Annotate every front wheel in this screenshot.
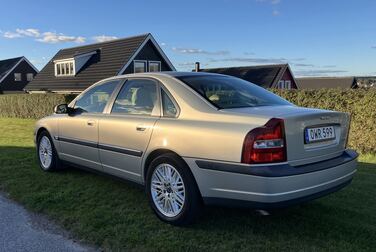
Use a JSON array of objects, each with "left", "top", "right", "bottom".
[
  {"left": 37, "top": 131, "right": 62, "bottom": 172},
  {"left": 146, "top": 153, "right": 202, "bottom": 225}
]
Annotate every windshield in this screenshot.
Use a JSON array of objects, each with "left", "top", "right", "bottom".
[{"left": 176, "top": 75, "right": 291, "bottom": 109}]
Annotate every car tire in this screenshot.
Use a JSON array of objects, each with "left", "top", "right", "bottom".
[
  {"left": 146, "top": 153, "right": 202, "bottom": 226},
  {"left": 37, "top": 131, "right": 62, "bottom": 172}
]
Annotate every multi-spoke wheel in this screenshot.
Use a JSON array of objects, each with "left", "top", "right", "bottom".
[
  {"left": 37, "top": 131, "right": 61, "bottom": 171},
  {"left": 151, "top": 163, "right": 186, "bottom": 217},
  {"left": 146, "top": 153, "right": 202, "bottom": 225},
  {"left": 39, "top": 136, "right": 53, "bottom": 170}
]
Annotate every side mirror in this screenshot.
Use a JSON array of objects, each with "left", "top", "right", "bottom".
[{"left": 54, "top": 104, "right": 70, "bottom": 114}]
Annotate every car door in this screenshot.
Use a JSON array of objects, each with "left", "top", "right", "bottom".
[
  {"left": 98, "top": 78, "right": 160, "bottom": 183},
  {"left": 58, "top": 79, "right": 121, "bottom": 171}
]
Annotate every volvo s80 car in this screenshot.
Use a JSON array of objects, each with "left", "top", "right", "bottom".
[{"left": 35, "top": 72, "right": 358, "bottom": 225}]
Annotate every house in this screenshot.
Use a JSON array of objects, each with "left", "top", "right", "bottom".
[
  {"left": 25, "top": 33, "right": 175, "bottom": 94},
  {"left": 0, "top": 57, "right": 38, "bottom": 94},
  {"left": 195, "top": 63, "right": 298, "bottom": 89},
  {"left": 297, "top": 77, "right": 357, "bottom": 89},
  {"left": 354, "top": 77, "right": 376, "bottom": 88}
]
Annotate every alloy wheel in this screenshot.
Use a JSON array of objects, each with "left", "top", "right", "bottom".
[{"left": 150, "top": 163, "right": 186, "bottom": 217}]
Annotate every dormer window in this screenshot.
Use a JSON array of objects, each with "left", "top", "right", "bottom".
[
  {"left": 55, "top": 59, "right": 75, "bottom": 77},
  {"left": 53, "top": 50, "right": 98, "bottom": 77}
]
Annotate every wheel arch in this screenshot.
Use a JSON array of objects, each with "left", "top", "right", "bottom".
[
  {"left": 36, "top": 127, "right": 49, "bottom": 140},
  {"left": 142, "top": 148, "right": 200, "bottom": 185},
  {"left": 143, "top": 149, "right": 179, "bottom": 182}
]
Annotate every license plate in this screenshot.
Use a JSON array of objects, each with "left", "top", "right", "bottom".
[{"left": 305, "top": 126, "right": 336, "bottom": 143}]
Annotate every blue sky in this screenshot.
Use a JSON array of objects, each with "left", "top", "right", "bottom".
[{"left": 0, "top": 0, "right": 375, "bottom": 76}]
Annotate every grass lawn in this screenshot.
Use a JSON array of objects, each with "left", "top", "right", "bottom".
[{"left": 0, "top": 117, "right": 375, "bottom": 251}]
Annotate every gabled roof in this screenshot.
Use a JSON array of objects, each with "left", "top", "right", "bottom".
[
  {"left": 198, "top": 64, "right": 290, "bottom": 88},
  {"left": 0, "top": 56, "right": 38, "bottom": 84},
  {"left": 0, "top": 57, "right": 23, "bottom": 82},
  {"left": 25, "top": 33, "right": 174, "bottom": 92},
  {"left": 297, "top": 77, "right": 356, "bottom": 89}
]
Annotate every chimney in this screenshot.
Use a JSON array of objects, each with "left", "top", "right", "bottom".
[{"left": 194, "top": 62, "right": 200, "bottom": 72}]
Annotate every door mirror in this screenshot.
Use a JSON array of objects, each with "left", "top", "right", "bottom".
[{"left": 54, "top": 104, "right": 70, "bottom": 114}]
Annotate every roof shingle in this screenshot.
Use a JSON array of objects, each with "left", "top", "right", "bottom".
[
  {"left": 25, "top": 34, "right": 149, "bottom": 92},
  {"left": 198, "top": 64, "right": 289, "bottom": 88}
]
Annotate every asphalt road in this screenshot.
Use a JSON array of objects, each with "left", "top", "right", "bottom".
[{"left": 0, "top": 193, "right": 97, "bottom": 252}]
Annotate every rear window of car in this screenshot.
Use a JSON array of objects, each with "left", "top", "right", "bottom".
[{"left": 176, "top": 75, "right": 291, "bottom": 109}]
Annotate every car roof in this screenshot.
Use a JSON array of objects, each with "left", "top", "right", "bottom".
[
  {"left": 115, "top": 71, "right": 224, "bottom": 79},
  {"left": 91, "top": 71, "right": 229, "bottom": 86}
]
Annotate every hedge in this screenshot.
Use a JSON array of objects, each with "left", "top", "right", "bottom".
[
  {"left": 0, "top": 94, "right": 76, "bottom": 119},
  {"left": 0, "top": 90, "right": 375, "bottom": 154},
  {"left": 272, "top": 89, "right": 376, "bottom": 154}
]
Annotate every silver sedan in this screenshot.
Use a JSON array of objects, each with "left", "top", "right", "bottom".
[{"left": 35, "top": 72, "right": 358, "bottom": 225}]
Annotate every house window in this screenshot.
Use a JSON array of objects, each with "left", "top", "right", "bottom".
[
  {"left": 14, "top": 73, "right": 22, "bottom": 81},
  {"left": 27, "top": 73, "right": 34, "bottom": 81},
  {"left": 54, "top": 60, "right": 75, "bottom": 77},
  {"left": 134, "top": 60, "right": 147, "bottom": 73},
  {"left": 278, "top": 80, "right": 284, "bottom": 89},
  {"left": 285, "top": 80, "right": 291, "bottom": 89},
  {"left": 149, "top": 61, "right": 161, "bottom": 72}
]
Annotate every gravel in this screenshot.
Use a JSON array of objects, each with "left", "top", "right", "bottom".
[{"left": 0, "top": 193, "right": 99, "bottom": 252}]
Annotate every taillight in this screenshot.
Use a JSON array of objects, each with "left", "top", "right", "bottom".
[{"left": 242, "top": 118, "right": 287, "bottom": 164}]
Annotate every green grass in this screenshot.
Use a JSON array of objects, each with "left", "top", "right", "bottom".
[{"left": 0, "top": 117, "right": 375, "bottom": 251}]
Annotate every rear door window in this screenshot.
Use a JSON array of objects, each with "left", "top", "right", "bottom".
[{"left": 111, "top": 79, "right": 159, "bottom": 116}]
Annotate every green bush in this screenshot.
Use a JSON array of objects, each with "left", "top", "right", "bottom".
[
  {"left": 0, "top": 89, "right": 375, "bottom": 154},
  {"left": 272, "top": 88, "right": 376, "bottom": 154},
  {"left": 0, "top": 94, "right": 76, "bottom": 119}
]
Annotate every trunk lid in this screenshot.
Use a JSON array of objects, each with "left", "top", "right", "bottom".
[{"left": 223, "top": 105, "right": 350, "bottom": 165}]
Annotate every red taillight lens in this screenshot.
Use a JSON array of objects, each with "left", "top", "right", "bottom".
[{"left": 242, "top": 118, "right": 286, "bottom": 164}]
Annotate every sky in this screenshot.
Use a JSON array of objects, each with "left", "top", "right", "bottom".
[{"left": 0, "top": 0, "right": 375, "bottom": 77}]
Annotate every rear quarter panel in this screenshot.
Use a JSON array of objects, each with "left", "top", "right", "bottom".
[{"left": 147, "top": 115, "right": 269, "bottom": 163}]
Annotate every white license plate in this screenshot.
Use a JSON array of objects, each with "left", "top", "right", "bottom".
[{"left": 305, "top": 126, "right": 336, "bottom": 143}]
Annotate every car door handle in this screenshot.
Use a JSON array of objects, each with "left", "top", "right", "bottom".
[
  {"left": 87, "top": 120, "right": 96, "bottom": 126},
  {"left": 136, "top": 125, "right": 147, "bottom": 131}
]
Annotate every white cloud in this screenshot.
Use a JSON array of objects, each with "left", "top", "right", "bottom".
[
  {"left": 294, "top": 63, "right": 315, "bottom": 67},
  {"left": 37, "top": 32, "right": 86, "bottom": 44},
  {"left": 3, "top": 31, "right": 23, "bottom": 39},
  {"left": 256, "top": 0, "right": 281, "bottom": 16},
  {"left": 16, "top": 28, "right": 40, "bottom": 37},
  {"left": 29, "top": 57, "right": 47, "bottom": 66},
  {"left": 256, "top": 0, "right": 281, "bottom": 4},
  {"left": 92, "top": 35, "right": 118, "bottom": 42},
  {"left": 2, "top": 28, "right": 85, "bottom": 44},
  {"left": 160, "top": 42, "right": 166, "bottom": 46},
  {"left": 172, "top": 47, "right": 229, "bottom": 55},
  {"left": 3, "top": 28, "right": 40, "bottom": 39}
]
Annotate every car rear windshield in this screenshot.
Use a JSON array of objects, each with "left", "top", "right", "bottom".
[{"left": 176, "top": 75, "right": 291, "bottom": 109}]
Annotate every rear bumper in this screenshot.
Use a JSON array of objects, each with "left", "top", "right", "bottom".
[{"left": 184, "top": 149, "right": 358, "bottom": 208}]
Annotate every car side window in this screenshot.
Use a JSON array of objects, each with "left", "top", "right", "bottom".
[
  {"left": 111, "top": 79, "right": 158, "bottom": 116},
  {"left": 74, "top": 80, "right": 119, "bottom": 113},
  {"left": 161, "top": 89, "right": 178, "bottom": 117}
]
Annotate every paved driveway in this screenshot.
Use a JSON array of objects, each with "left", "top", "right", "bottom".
[{"left": 0, "top": 193, "right": 97, "bottom": 252}]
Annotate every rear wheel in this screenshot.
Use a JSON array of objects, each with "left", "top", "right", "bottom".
[
  {"left": 37, "top": 131, "right": 62, "bottom": 171},
  {"left": 146, "top": 153, "right": 202, "bottom": 225}
]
